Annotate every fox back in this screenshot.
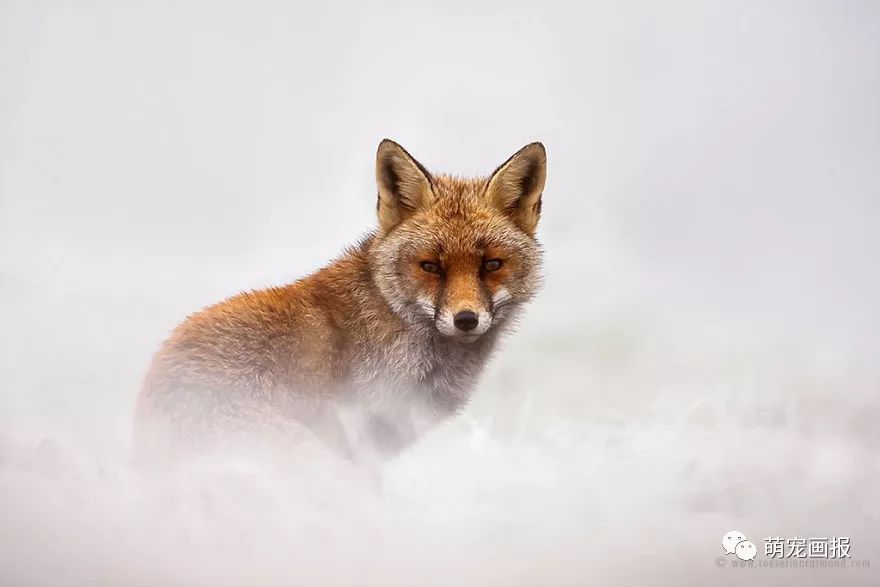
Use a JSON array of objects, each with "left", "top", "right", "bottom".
[{"left": 134, "top": 140, "right": 547, "bottom": 465}]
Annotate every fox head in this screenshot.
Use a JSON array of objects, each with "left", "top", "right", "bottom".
[{"left": 370, "top": 139, "right": 545, "bottom": 343}]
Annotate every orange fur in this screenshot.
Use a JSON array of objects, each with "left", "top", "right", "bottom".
[{"left": 135, "top": 140, "right": 547, "bottom": 465}]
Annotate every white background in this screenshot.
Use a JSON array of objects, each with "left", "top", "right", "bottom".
[{"left": 1, "top": 1, "right": 878, "bottom": 585}]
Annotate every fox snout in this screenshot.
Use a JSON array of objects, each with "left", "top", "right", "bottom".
[
  {"left": 434, "top": 300, "right": 496, "bottom": 341},
  {"left": 415, "top": 292, "right": 496, "bottom": 340},
  {"left": 413, "top": 287, "right": 501, "bottom": 340}
]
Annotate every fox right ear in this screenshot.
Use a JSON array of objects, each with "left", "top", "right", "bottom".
[
  {"left": 485, "top": 142, "right": 546, "bottom": 236},
  {"left": 375, "top": 139, "right": 434, "bottom": 232}
]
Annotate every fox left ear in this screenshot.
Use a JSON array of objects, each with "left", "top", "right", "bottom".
[
  {"left": 375, "top": 139, "right": 435, "bottom": 233},
  {"left": 485, "top": 142, "right": 546, "bottom": 236}
]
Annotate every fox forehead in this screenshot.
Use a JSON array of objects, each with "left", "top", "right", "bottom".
[
  {"left": 399, "top": 213, "right": 530, "bottom": 258},
  {"left": 393, "top": 176, "right": 532, "bottom": 254},
  {"left": 424, "top": 176, "right": 497, "bottom": 224}
]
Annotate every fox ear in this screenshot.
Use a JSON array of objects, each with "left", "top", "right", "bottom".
[
  {"left": 375, "top": 139, "right": 434, "bottom": 232},
  {"left": 485, "top": 142, "right": 546, "bottom": 236}
]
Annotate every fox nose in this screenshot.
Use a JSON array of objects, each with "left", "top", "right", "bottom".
[{"left": 453, "top": 310, "right": 479, "bottom": 332}]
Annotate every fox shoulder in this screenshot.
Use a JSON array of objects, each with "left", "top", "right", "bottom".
[{"left": 143, "top": 283, "right": 345, "bottom": 394}]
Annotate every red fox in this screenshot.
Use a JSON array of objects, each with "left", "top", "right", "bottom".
[{"left": 134, "top": 140, "right": 546, "bottom": 465}]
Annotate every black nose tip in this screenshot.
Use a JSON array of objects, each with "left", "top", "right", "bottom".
[{"left": 453, "top": 310, "right": 479, "bottom": 331}]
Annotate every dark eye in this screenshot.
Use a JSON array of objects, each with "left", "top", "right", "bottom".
[
  {"left": 483, "top": 259, "right": 503, "bottom": 272},
  {"left": 420, "top": 261, "right": 442, "bottom": 274}
]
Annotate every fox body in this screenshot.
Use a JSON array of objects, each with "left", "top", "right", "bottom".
[{"left": 135, "top": 140, "right": 546, "bottom": 464}]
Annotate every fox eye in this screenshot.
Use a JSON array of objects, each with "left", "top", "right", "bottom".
[
  {"left": 483, "top": 259, "right": 503, "bottom": 272},
  {"left": 420, "top": 261, "right": 442, "bottom": 274}
]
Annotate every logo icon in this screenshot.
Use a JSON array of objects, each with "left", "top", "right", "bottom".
[
  {"left": 735, "top": 540, "right": 758, "bottom": 561},
  {"left": 722, "top": 530, "right": 757, "bottom": 561},
  {"left": 722, "top": 530, "right": 747, "bottom": 555}
]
